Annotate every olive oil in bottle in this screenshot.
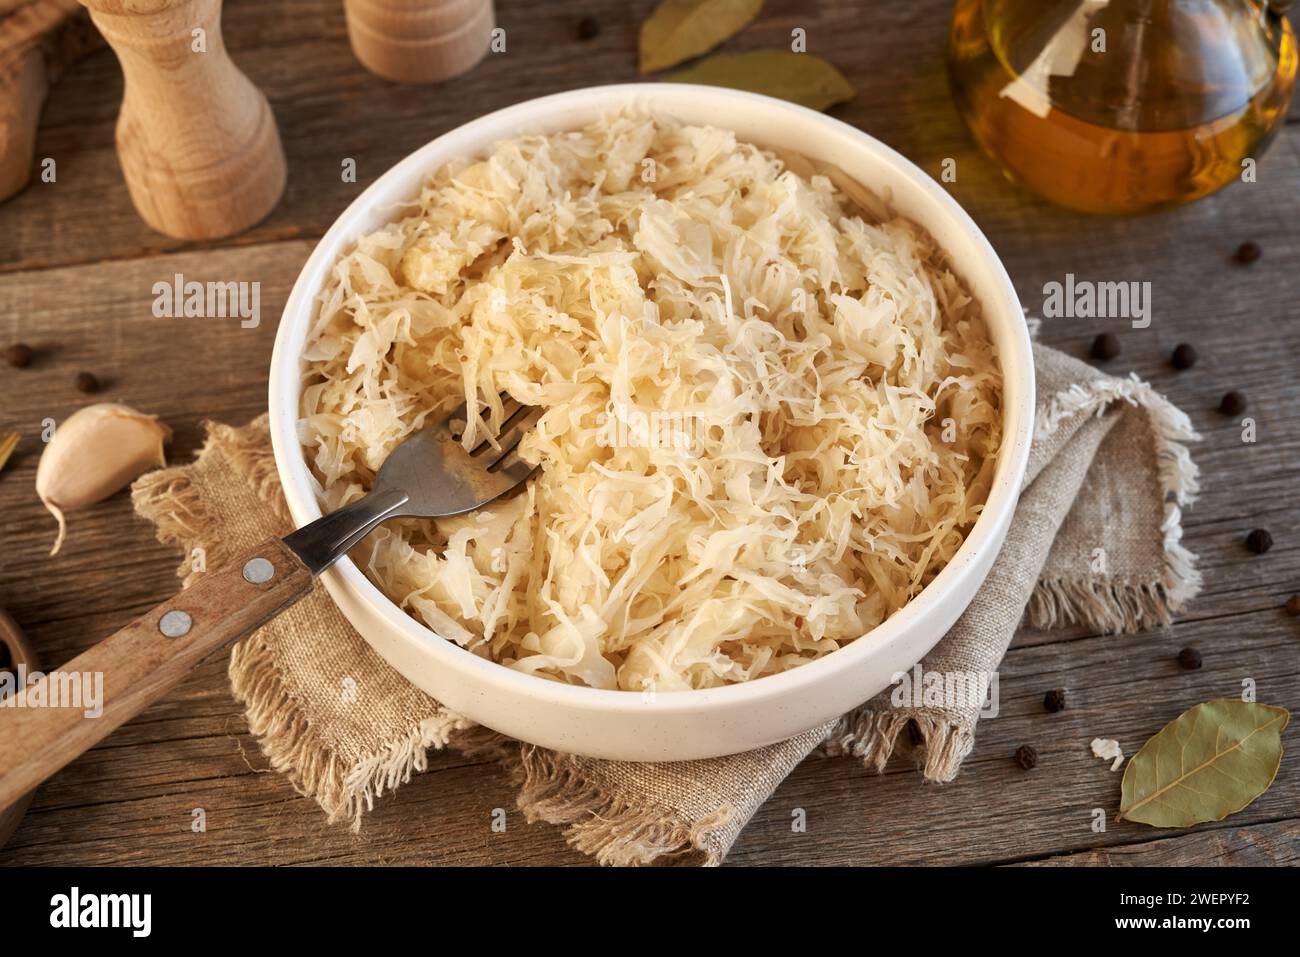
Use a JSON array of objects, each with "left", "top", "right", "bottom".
[{"left": 948, "top": 0, "right": 1297, "bottom": 214}]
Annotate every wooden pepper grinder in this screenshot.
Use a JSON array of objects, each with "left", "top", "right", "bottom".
[
  {"left": 79, "top": 0, "right": 285, "bottom": 239},
  {"left": 344, "top": 0, "right": 494, "bottom": 84}
]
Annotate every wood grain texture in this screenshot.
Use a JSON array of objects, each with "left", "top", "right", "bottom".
[
  {"left": 0, "top": 607, "right": 38, "bottom": 847},
  {"left": 1017, "top": 820, "right": 1300, "bottom": 867},
  {"left": 0, "top": 537, "right": 311, "bottom": 809},
  {"left": 0, "top": 0, "right": 1297, "bottom": 866}
]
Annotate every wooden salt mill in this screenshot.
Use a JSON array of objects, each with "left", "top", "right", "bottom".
[
  {"left": 79, "top": 0, "right": 285, "bottom": 239},
  {"left": 344, "top": 0, "right": 493, "bottom": 84}
]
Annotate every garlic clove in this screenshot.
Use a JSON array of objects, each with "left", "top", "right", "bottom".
[{"left": 36, "top": 402, "right": 171, "bottom": 556}]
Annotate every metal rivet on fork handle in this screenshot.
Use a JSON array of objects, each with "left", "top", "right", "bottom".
[
  {"left": 158, "top": 610, "right": 192, "bottom": 638},
  {"left": 242, "top": 557, "right": 275, "bottom": 584}
]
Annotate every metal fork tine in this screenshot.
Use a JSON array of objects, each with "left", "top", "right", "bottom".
[
  {"left": 443, "top": 390, "right": 512, "bottom": 421},
  {"left": 446, "top": 390, "right": 518, "bottom": 443},
  {"left": 489, "top": 445, "right": 538, "bottom": 483},
  {"left": 487, "top": 406, "right": 543, "bottom": 468},
  {"left": 287, "top": 393, "right": 540, "bottom": 576},
  {"left": 443, "top": 399, "right": 468, "bottom": 438},
  {"left": 497, "top": 401, "right": 532, "bottom": 435},
  {"left": 470, "top": 399, "right": 533, "bottom": 456}
]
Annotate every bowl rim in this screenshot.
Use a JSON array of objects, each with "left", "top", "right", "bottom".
[{"left": 269, "top": 82, "right": 1034, "bottom": 716}]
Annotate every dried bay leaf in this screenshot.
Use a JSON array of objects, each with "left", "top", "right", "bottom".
[
  {"left": 639, "top": 0, "right": 763, "bottom": 74},
  {"left": 665, "top": 51, "right": 855, "bottom": 112},
  {"left": 1119, "top": 699, "right": 1289, "bottom": 828}
]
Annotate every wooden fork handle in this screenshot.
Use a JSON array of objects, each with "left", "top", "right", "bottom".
[{"left": 0, "top": 538, "right": 311, "bottom": 810}]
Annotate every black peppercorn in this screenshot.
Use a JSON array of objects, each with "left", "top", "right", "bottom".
[
  {"left": 75, "top": 371, "right": 99, "bottom": 394},
  {"left": 4, "top": 343, "right": 33, "bottom": 366},
  {"left": 5, "top": 343, "right": 33, "bottom": 367},
  {"left": 1170, "top": 343, "right": 1197, "bottom": 370},
  {"left": 1014, "top": 744, "right": 1038, "bottom": 770},
  {"left": 1285, "top": 596, "right": 1300, "bottom": 617},
  {"left": 1246, "top": 528, "right": 1273, "bottom": 554},
  {"left": 1235, "top": 241, "right": 1262, "bottom": 264},
  {"left": 1177, "top": 647, "right": 1202, "bottom": 670},
  {"left": 1219, "top": 391, "right": 1247, "bottom": 415},
  {"left": 1090, "top": 332, "right": 1121, "bottom": 361},
  {"left": 576, "top": 16, "right": 600, "bottom": 40},
  {"left": 1043, "top": 688, "right": 1067, "bottom": 713}
]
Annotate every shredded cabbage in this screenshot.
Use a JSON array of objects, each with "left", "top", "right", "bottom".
[{"left": 299, "top": 113, "right": 1002, "bottom": 692}]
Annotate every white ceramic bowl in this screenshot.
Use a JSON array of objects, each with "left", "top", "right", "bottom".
[{"left": 269, "top": 84, "right": 1034, "bottom": 761}]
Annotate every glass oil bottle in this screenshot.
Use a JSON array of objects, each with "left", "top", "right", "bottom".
[{"left": 948, "top": 0, "right": 1297, "bottom": 214}]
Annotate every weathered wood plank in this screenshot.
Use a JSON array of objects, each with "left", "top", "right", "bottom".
[
  {"left": 725, "top": 606, "right": 1300, "bottom": 866},
  {"left": 1, "top": 230, "right": 1296, "bottom": 663},
  {"left": 1, "top": 0, "right": 1297, "bottom": 866},
  {"left": 1016, "top": 820, "right": 1300, "bottom": 867},
  {"left": 2, "top": 593, "right": 1295, "bottom": 866},
  {"left": 6, "top": 1, "right": 1288, "bottom": 272}
]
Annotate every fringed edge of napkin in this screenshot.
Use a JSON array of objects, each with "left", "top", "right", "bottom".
[
  {"left": 230, "top": 636, "right": 473, "bottom": 829},
  {"left": 131, "top": 420, "right": 728, "bottom": 856},
  {"left": 512, "top": 748, "right": 734, "bottom": 866},
  {"left": 133, "top": 419, "right": 474, "bottom": 831},
  {"left": 822, "top": 710, "right": 972, "bottom": 781},
  {"left": 1025, "top": 372, "right": 1202, "bottom": 633},
  {"left": 821, "top": 368, "right": 1203, "bottom": 784}
]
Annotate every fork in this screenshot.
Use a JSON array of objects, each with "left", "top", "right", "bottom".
[{"left": 0, "top": 395, "right": 541, "bottom": 809}]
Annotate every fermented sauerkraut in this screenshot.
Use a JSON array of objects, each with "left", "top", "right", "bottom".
[{"left": 299, "top": 113, "right": 1002, "bottom": 692}]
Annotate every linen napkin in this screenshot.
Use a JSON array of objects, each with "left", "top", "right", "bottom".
[{"left": 131, "top": 341, "right": 1201, "bottom": 866}]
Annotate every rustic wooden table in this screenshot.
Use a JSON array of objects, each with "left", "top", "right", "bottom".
[{"left": 1, "top": 0, "right": 1297, "bottom": 867}]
